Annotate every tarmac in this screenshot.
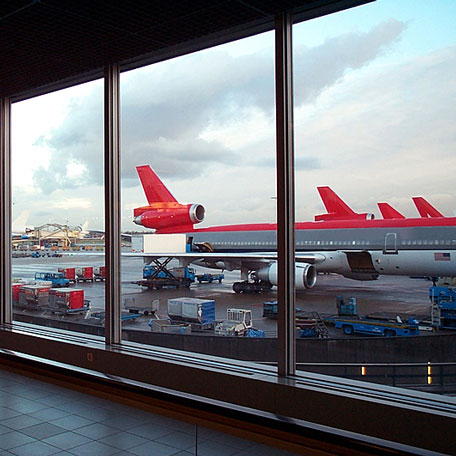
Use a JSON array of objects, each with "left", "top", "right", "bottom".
[{"left": 11, "top": 253, "right": 435, "bottom": 337}]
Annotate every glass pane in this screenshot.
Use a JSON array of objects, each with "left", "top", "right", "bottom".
[
  {"left": 120, "top": 33, "right": 278, "bottom": 364},
  {"left": 11, "top": 81, "right": 105, "bottom": 333},
  {"left": 293, "top": 1, "right": 456, "bottom": 392}
]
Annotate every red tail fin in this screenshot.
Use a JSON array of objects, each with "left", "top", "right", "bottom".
[
  {"left": 412, "top": 197, "right": 444, "bottom": 218},
  {"left": 136, "top": 165, "right": 177, "bottom": 204},
  {"left": 377, "top": 202, "right": 405, "bottom": 219},
  {"left": 315, "top": 186, "right": 374, "bottom": 221}
]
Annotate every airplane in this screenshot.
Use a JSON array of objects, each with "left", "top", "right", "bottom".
[
  {"left": 132, "top": 165, "right": 456, "bottom": 293},
  {"left": 12, "top": 210, "right": 31, "bottom": 238}
]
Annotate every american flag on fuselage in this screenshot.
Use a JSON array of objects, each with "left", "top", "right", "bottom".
[{"left": 434, "top": 252, "right": 451, "bottom": 261}]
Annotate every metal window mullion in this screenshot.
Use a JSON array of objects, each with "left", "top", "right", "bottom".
[
  {"left": 104, "top": 65, "right": 121, "bottom": 345},
  {"left": 275, "top": 13, "right": 295, "bottom": 377},
  {"left": 0, "top": 98, "right": 12, "bottom": 325}
]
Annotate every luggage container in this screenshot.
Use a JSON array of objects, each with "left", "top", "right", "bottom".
[
  {"left": 12, "top": 283, "right": 25, "bottom": 302},
  {"left": 58, "top": 267, "right": 76, "bottom": 282},
  {"left": 167, "top": 297, "right": 215, "bottom": 330},
  {"left": 76, "top": 267, "right": 94, "bottom": 282},
  {"left": 18, "top": 285, "right": 50, "bottom": 309},
  {"left": 94, "top": 266, "right": 106, "bottom": 281},
  {"left": 49, "top": 288, "right": 87, "bottom": 313}
]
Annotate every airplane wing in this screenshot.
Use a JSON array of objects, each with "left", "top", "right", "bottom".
[{"left": 122, "top": 250, "right": 327, "bottom": 273}]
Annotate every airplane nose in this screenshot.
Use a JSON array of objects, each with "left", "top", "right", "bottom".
[{"left": 133, "top": 216, "right": 142, "bottom": 226}]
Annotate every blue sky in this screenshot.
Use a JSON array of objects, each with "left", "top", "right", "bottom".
[{"left": 11, "top": 0, "right": 456, "bottom": 230}]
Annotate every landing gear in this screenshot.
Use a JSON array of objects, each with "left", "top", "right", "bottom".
[{"left": 232, "top": 281, "right": 272, "bottom": 293}]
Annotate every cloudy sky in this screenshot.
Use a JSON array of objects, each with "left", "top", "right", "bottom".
[{"left": 11, "top": 0, "right": 456, "bottom": 231}]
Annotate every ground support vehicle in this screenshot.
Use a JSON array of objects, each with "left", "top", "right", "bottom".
[
  {"left": 167, "top": 297, "right": 215, "bottom": 331},
  {"left": 430, "top": 286, "right": 456, "bottom": 329},
  {"left": 34, "top": 272, "right": 70, "bottom": 288},
  {"left": 215, "top": 309, "right": 253, "bottom": 336},
  {"left": 263, "top": 301, "right": 328, "bottom": 338},
  {"left": 233, "top": 281, "right": 272, "bottom": 293},
  {"left": 331, "top": 315, "right": 420, "bottom": 336},
  {"left": 134, "top": 264, "right": 195, "bottom": 290},
  {"left": 196, "top": 273, "right": 224, "bottom": 284},
  {"left": 124, "top": 297, "right": 159, "bottom": 317},
  {"left": 91, "top": 311, "right": 141, "bottom": 324}
]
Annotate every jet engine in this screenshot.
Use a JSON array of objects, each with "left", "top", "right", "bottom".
[
  {"left": 133, "top": 203, "right": 205, "bottom": 231},
  {"left": 254, "top": 262, "right": 317, "bottom": 290}
]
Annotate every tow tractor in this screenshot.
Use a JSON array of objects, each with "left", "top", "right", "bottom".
[
  {"left": 34, "top": 272, "right": 70, "bottom": 288},
  {"left": 430, "top": 286, "right": 456, "bottom": 329}
]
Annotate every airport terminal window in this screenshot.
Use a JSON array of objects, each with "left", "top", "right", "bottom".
[
  {"left": 119, "top": 31, "right": 277, "bottom": 363},
  {"left": 293, "top": 0, "right": 456, "bottom": 393},
  {"left": 11, "top": 80, "right": 105, "bottom": 335}
]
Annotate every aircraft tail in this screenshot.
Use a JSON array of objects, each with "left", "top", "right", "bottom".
[
  {"left": 12, "top": 210, "right": 30, "bottom": 233},
  {"left": 136, "top": 165, "right": 177, "bottom": 204},
  {"left": 315, "top": 187, "right": 374, "bottom": 221},
  {"left": 412, "top": 197, "right": 444, "bottom": 218},
  {"left": 377, "top": 202, "right": 405, "bottom": 219}
]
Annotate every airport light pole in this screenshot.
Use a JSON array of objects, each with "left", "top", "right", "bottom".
[
  {"left": 0, "top": 97, "right": 12, "bottom": 325},
  {"left": 275, "top": 12, "right": 296, "bottom": 377},
  {"left": 104, "top": 65, "right": 122, "bottom": 345}
]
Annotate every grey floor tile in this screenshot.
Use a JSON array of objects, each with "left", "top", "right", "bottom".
[
  {"left": 100, "top": 414, "right": 150, "bottom": 431},
  {"left": 20, "top": 422, "right": 67, "bottom": 440},
  {"left": 3, "top": 398, "right": 48, "bottom": 414},
  {"left": 1, "top": 414, "right": 43, "bottom": 430},
  {"left": 36, "top": 395, "right": 75, "bottom": 407},
  {"left": 98, "top": 431, "right": 149, "bottom": 450},
  {"left": 0, "top": 422, "right": 13, "bottom": 434},
  {"left": 72, "top": 422, "right": 119, "bottom": 439},
  {"left": 128, "top": 422, "right": 172, "bottom": 439},
  {"left": 43, "top": 431, "right": 92, "bottom": 450},
  {"left": 0, "top": 431, "right": 36, "bottom": 450},
  {"left": 49, "top": 414, "right": 93, "bottom": 431},
  {"left": 73, "top": 407, "right": 118, "bottom": 421},
  {"left": 155, "top": 430, "right": 197, "bottom": 451},
  {"left": 67, "top": 440, "right": 121, "bottom": 456},
  {"left": 8, "top": 440, "right": 60, "bottom": 456},
  {"left": 55, "top": 401, "right": 95, "bottom": 414},
  {"left": 127, "top": 440, "right": 181, "bottom": 456},
  {"left": 28, "top": 407, "right": 71, "bottom": 421},
  {"left": 195, "top": 439, "right": 240, "bottom": 456},
  {"left": 0, "top": 407, "right": 22, "bottom": 420}
]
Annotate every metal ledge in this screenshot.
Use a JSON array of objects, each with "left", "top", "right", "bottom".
[{"left": 0, "top": 323, "right": 454, "bottom": 454}]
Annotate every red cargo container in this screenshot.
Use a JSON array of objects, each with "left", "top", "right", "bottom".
[
  {"left": 12, "top": 283, "right": 25, "bottom": 302},
  {"left": 76, "top": 267, "right": 93, "bottom": 282},
  {"left": 49, "top": 288, "right": 84, "bottom": 310},
  {"left": 94, "top": 266, "right": 106, "bottom": 281},
  {"left": 18, "top": 285, "right": 50, "bottom": 308},
  {"left": 58, "top": 267, "right": 76, "bottom": 281}
]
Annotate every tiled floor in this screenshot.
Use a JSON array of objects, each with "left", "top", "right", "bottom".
[{"left": 0, "top": 367, "right": 301, "bottom": 455}]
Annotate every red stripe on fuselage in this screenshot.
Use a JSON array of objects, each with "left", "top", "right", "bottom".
[{"left": 155, "top": 216, "right": 456, "bottom": 234}]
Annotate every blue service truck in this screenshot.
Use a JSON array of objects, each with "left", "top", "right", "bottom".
[
  {"left": 430, "top": 286, "right": 456, "bottom": 329},
  {"left": 34, "top": 272, "right": 70, "bottom": 288},
  {"left": 134, "top": 266, "right": 195, "bottom": 290}
]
